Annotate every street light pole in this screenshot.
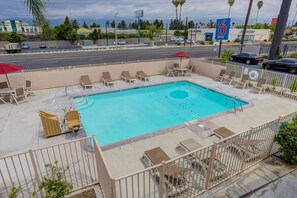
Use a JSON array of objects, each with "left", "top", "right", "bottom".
[
  {"left": 240, "top": 0, "right": 254, "bottom": 53},
  {"left": 114, "top": 13, "right": 118, "bottom": 45},
  {"left": 165, "top": 23, "right": 168, "bottom": 45}
]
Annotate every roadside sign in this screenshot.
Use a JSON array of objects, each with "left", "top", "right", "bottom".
[
  {"left": 271, "top": 18, "right": 278, "bottom": 25},
  {"left": 134, "top": 10, "right": 144, "bottom": 18},
  {"left": 215, "top": 18, "right": 231, "bottom": 40}
]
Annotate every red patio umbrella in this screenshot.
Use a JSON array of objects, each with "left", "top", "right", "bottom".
[
  {"left": 171, "top": 51, "right": 191, "bottom": 67},
  {"left": 0, "top": 63, "right": 23, "bottom": 88}
]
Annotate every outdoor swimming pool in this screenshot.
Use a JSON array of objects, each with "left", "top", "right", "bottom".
[{"left": 74, "top": 81, "right": 247, "bottom": 146}]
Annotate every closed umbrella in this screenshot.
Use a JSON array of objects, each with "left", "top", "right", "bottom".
[
  {"left": 0, "top": 63, "right": 23, "bottom": 88},
  {"left": 172, "top": 51, "right": 191, "bottom": 68}
]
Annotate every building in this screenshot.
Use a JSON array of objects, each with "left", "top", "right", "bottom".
[
  {"left": 188, "top": 28, "right": 270, "bottom": 42},
  {"left": 0, "top": 20, "right": 42, "bottom": 35}
]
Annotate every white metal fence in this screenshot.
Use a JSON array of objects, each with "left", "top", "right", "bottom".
[
  {"left": 1, "top": 113, "right": 297, "bottom": 198},
  {"left": 0, "top": 136, "right": 109, "bottom": 198},
  {"left": 224, "top": 64, "right": 297, "bottom": 99},
  {"left": 113, "top": 111, "right": 297, "bottom": 198}
]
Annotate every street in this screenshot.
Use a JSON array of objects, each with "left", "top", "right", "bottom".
[{"left": 0, "top": 44, "right": 263, "bottom": 70}]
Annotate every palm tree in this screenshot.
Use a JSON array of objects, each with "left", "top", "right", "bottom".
[
  {"left": 256, "top": 1, "right": 264, "bottom": 24},
  {"left": 228, "top": 0, "right": 235, "bottom": 18},
  {"left": 25, "top": 0, "right": 47, "bottom": 24},
  {"left": 179, "top": 0, "right": 186, "bottom": 21},
  {"left": 172, "top": 0, "right": 179, "bottom": 21}
]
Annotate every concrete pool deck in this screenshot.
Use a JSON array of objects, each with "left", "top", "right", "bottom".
[{"left": 0, "top": 74, "right": 297, "bottom": 179}]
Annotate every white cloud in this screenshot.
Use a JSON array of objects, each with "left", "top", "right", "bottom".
[{"left": 1, "top": 0, "right": 297, "bottom": 24}]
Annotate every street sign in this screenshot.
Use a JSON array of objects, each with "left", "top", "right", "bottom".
[
  {"left": 134, "top": 10, "right": 144, "bottom": 18},
  {"left": 215, "top": 18, "right": 231, "bottom": 40},
  {"left": 271, "top": 18, "right": 278, "bottom": 25}
]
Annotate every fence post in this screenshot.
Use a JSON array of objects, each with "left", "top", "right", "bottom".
[
  {"left": 205, "top": 143, "right": 217, "bottom": 190},
  {"left": 28, "top": 149, "right": 42, "bottom": 197},
  {"left": 267, "top": 116, "right": 282, "bottom": 156},
  {"left": 281, "top": 74, "right": 288, "bottom": 96},
  {"left": 111, "top": 178, "right": 117, "bottom": 198},
  {"left": 240, "top": 128, "right": 253, "bottom": 171},
  {"left": 159, "top": 161, "right": 165, "bottom": 198}
]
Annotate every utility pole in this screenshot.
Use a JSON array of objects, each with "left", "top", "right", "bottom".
[
  {"left": 105, "top": 21, "right": 109, "bottom": 46},
  {"left": 184, "top": 17, "right": 188, "bottom": 47},
  {"left": 165, "top": 23, "right": 168, "bottom": 45},
  {"left": 240, "top": 0, "right": 254, "bottom": 53},
  {"left": 114, "top": 13, "right": 118, "bottom": 45},
  {"left": 195, "top": 23, "right": 198, "bottom": 41},
  {"left": 269, "top": 0, "right": 292, "bottom": 59}
]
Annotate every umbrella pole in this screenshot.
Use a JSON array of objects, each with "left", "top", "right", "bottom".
[
  {"left": 180, "top": 58, "right": 182, "bottom": 68},
  {"left": 5, "top": 74, "right": 11, "bottom": 88}
]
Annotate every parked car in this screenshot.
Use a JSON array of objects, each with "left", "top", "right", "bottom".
[
  {"left": 175, "top": 39, "right": 185, "bottom": 45},
  {"left": 21, "top": 43, "right": 30, "bottom": 49},
  {"left": 117, "top": 40, "right": 126, "bottom": 45},
  {"left": 230, "top": 53, "right": 264, "bottom": 65},
  {"left": 186, "top": 39, "right": 196, "bottom": 44},
  {"left": 39, "top": 43, "right": 47, "bottom": 49},
  {"left": 170, "top": 37, "right": 177, "bottom": 42},
  {"left": 262, "top": 58, "right": 297, "bottom": 74}
]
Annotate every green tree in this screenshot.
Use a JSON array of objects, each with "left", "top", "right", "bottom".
[
  {"left": 82, "top": 21, "right": 88, "bottom": 28},
  {"left": 72, "top": 19, "right": 79, "bottom": 29},
  {"left": 7, "top": 32, "right": 25, "bottom": 43},
  {"left": 111, "top": 20, "right": 116, "bottom": 28},
  {"left": 117, "top": 20, "right": 127, "bottom": 29},
  {"left": 188, "top": 20, "right": 195, "bottom": 28},
  {"left": 256, "top": 1, "right": 264, "bottom": 24},
  {"left": 88, "top": 29, "right": 100, "bottom": 44},
  {"left": 64, "top": 16, "right": 71, "bottom": 26},
  {"left": 40, "top": 23, "right": 55, "bottom": 40},
  {"left": 172, "top": 0, "right": 179, "bottom": 22},
  {"left": 25, "top": 0, "right": 48, "bottom": 24},
  {"left": 253, "top": 23, "right": 265, "bottom": 29},
  {"left": 90, "top": 22, "right": 100, "bottom": 28},
  {"left": 228, "top": 0, "right": 235, "bottom": 18},
  {"left": 145, "top": 25, "right": 162, "bottom": 40},
  {"left": 174, "top": 30, "right": 183, "bottom": 37},
  {"left": 179, "top": 0, "right": 186, "bottom": 21},
  {"left": 54, "top": 24, "right": 77, "bottom": 42}
]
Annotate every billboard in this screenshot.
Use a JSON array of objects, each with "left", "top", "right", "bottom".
[
  {"left": 134, "top": 10, "right": 144, "bottom": 18},
  {"left": 215, "top": 18, "right": 231, "bottom": 40}
]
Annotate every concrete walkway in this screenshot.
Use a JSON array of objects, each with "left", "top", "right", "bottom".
[{"left": 200, "top": 155, "right": 297, "bottom": 198}]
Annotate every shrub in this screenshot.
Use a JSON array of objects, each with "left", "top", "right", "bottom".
[
  {"left": 221, "top": 50, "right": 235, "bottom": 65},
  {"left": 289, "top": 52, "right": 297, "bottom": 58},
  {"left": 174, "top": 30, "right": 183, "bottom": 37},
  {"left": 200, "top": 41, "right": 205, "bottom": 45},
  {"left": 275, "top": 115, "right": 297, "bottom": 164},
  {"left": 209, "top": 41, "right": 214, "bottom": 45},
  {"left": 264, "top": 39, "right": 267, "bottom": 42},
  {"left": 33, "top": 161, "right": 73, "bottom": 198},
  {"left": 8, "top": 184, "right": 21, "bottom": 198}
]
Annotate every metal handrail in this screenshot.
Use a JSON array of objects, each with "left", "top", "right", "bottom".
[
  {"left": 65, "top": 86, "right": 88, "bottom": 104},
  {"left": 225, "top": 96, "right": 243, "bottom": 114}
]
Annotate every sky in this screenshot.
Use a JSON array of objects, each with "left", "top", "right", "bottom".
[{"left": 1, "top": 0, "right": 297, "bottom": 26}]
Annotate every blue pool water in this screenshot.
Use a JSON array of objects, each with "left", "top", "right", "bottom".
[{"left": 74, "top": 81, "right": 247, "bottom": 146}]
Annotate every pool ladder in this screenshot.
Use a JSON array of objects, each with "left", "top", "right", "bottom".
[
  {"left": 225, "top": 96, "right": 243, "bottom": 114},
  {"left": 65, "top": 86, "right": 89, "bottom": 104}
]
